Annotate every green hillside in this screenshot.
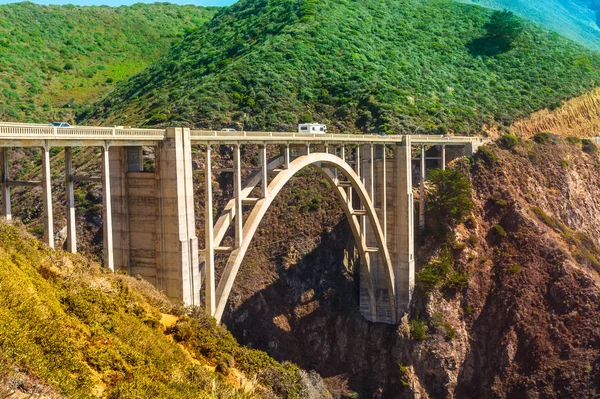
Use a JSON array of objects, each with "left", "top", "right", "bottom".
[
  {"left": 458, "top": 0, "right": 600, "bottom": 52},
  {"left": 85, "top": 0, "right": 600, "bottom": 135},
  {"left": 0, "top": 2, "right": 218, "bottom": 122},
  {"left": 0, "top": 221, "right": 318, "bottom": 398}
]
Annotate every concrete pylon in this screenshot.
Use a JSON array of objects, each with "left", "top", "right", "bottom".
[
  {"left": 65, "top": 147, "right": 77, "bottom": 253},
  {"left": 395, "top": 136, "right": 415, "bottom": 313},
  {"left": 41, "top": 145, "right": 54, "bottom": 249},
  {"left": 110, "top": 129, "right": 199, "bottom": 306},
  {"left": 204, "top": 144, "right": 216, "bottom": 315},
  {"left": 0, "top": 148, "right": 10, "bottom": 220},
  {"left": 102, "top": 145, "right": 114, "bottom": 271},
  {"left": 157, "top": 128, "right": 199, "bottom": 305},
  {"left": 419, "top": 144, "right": 426, "bottom": 230},
  {"left": 357, "top": 137, "right": 414, "bottom": 323}
]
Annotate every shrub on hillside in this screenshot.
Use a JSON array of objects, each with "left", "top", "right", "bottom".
[
  {"left": 409, "top": 318, "right": 430, "bottom": 340},
  {"left": 491, "top": 224, "right": 507, "bottom": 238},
  {"left": 416, "top": 249, "right": 453, "bottom": 291},
  {"left": 426, "top": 169, "right": 474, "bottom": 238},
  {"left": 582, "top": 139, "right": 598, "bottom": 154},
  {"left": 484, "top": 10, "right": 524, "bottom": 49},
  {"left": 533, "top": 132, "right": 559, "bottom": 144},
  {"left": 497, "top": 134, "right": 519, "bottom": 150},
  {"left": 476, "top": 145, "right": 497, "bottom": 165}
]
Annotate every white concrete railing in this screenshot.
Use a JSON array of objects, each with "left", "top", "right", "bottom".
[
  {"left": 0, "top": 122, "right": 487, "bottom": 145},
  {"left": 190, "top": 130, "right": 487, "bottom": 145},
  {"left": 0, "top": 125, "right": 165, "bottom": 141}
]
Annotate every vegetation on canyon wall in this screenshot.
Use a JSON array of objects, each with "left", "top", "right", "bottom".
[
  {"left": 0, "top": 221, "right": 322, "bottom": 398},
  {"left": 0, "top": 2, "right": 218, "bottom": 122},
  {"left": 86, "top": 0, "right": 600, "bottom": 134}
]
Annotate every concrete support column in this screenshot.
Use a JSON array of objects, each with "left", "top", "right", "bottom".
[
  {"left": 441, "top": 144, "right": 446, "bottom": 171},
  {"left": 65, "top": 147, "right": 76, "bottom": 253},
  {"left": 419, "top": 144, "right": 426, "bottom": 230},
  {"left": 332, "top": 146, "right": 339, "bottom": 181},
  {"left": 233, "top": 144, "right": 243, "bottom": 248},
  {"left": 155, "top": 128, "right": 199, "bottom": 305},
  {"left": 102, "top": 145, "right": 114, "bottom": 270},
  {"left": 355, "top": 145, "right": 361, "bottom": 177},
  {"left": 306, "top": 143, "right": 311, "bottom": 155},
  {"left": 108, "top": 147, "right": 129, "bottom": 274},
  {"left": 369, "top": 144, "right": 375, "bottom": 202},
  {"left": 259, "top": 145, "right": 268, "bottom": 197},
  {"left": 182, "top": 129, "right": 199, "bottom": 307},
  {"left": 358, "top": 145, "right": 366, "bottom": 243},
  {"left": 205, "top": 144, "right": 215, "bottom": 315},
  {"left": 41, "top": 145, "right": 54, "bottom": 249},
  {"left": 283, "top": 144, "right": 290, "bottom": 169},
  {"left": 0, "top": 148, "right": 10, "bottom": 220},
  {"left": 381, "top": 144, "right": 387, "bottom": 240},
  {"left": 395, "top": 136, "right": 415, "bottom": 313}
]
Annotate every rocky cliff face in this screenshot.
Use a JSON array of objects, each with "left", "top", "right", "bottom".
[{"left": 219, "top": 137, "right": 600, "bottom": 398}]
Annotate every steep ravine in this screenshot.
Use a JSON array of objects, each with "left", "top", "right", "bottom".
[{"left": 218, "top": 138, "right": 600, "bottom": 398}]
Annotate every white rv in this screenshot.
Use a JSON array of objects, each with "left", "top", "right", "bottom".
[{"left": 298, "top": 123, "right": 327, "bottom": 134}]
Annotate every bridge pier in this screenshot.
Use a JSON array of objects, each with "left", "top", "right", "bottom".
[
  {"left": 394, "top": 137, "right": 415, "bottom": 311},
  {"left": 41, "top": 145, "right": 54, "bottom": 249},
  {"left": 358, "top": 137, "right": 415, "bottom": 323},
  {"left": 0, "top": 148, "right": 10, "bottom": 220},
  {"left": 441, "top": 144, "right": 446, "bottom": 170},
  {"left": 204, "top": 144, "right": 216, "bottom": 315},
  {"left": 64, "top": 147, "right": 77, "bottom": 253},
  {"left": 233, "top": 144, "right": 243, "bottom": 248},
  {"left": 419, "top": 144, "right": 426, "bottom": 231},
  {"left": 110, "top": 128, "right": 199, "bottom": 305},
  {"left": 102, "top": 145, "right": 114, "bottom": 271}
]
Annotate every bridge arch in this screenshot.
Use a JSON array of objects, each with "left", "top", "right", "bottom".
[{"left": 213, "top": 152, "right": 396, "bottom": 323}]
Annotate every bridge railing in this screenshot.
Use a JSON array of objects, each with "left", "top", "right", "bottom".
[
  {"left": 189, "top": 130, "right": 488, "bottom": 145},
  {"left": 0, "top": 125, "right": 166, "bottom": 140},
  {"left": 0, "top": 122, "right": 489, "bottom": 145},
  {"left": 189, "top": 130, "right": 392, "bottom": 140}
]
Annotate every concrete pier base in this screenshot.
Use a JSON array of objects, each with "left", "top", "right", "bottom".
[{"left": 111, "top": 128, "right": 200, "bottom": 305}]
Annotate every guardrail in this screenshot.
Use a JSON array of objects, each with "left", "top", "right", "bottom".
[
  {"left": 0, "top": 125, "right": 166, "bottom": 140},
  {"left": 189, "top": 130, "right": 486, "bottom": 144},
  {"left": 0, "top": 123, "right": 488, "bottom": 145},
  {"left": 190, "top": 130, "right": 395, "bottom": 140}
]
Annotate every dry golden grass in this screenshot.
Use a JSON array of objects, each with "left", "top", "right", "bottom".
[{"left": 511, "top": 88, "right": 600, "bottom": 138}]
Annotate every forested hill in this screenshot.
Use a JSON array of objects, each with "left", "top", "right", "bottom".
[
  {"left": 85, "top": 0, "right": 600, "bottom": 135},
  {"left": 0, "top": 2, "right": 219, "bottom": 122},
  {"left": 458, "top": 0, "right": 600, "bottom": 52}
]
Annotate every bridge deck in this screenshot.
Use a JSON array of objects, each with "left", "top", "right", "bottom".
[{"left": 0, "top": 123, "right": 488, "bottom": 146}]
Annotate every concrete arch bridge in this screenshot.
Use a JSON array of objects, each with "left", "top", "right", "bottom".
[{"left": 0, "top": 124, "right": 485, "bottom": 324}]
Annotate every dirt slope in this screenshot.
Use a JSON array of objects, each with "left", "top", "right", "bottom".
[{"left": 510, "top": 87, "right": 600, "bottom": 138}]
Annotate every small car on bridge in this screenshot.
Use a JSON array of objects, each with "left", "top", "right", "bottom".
[{"left": 50, "top": 122, "right": 72, "bottom": 128}]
